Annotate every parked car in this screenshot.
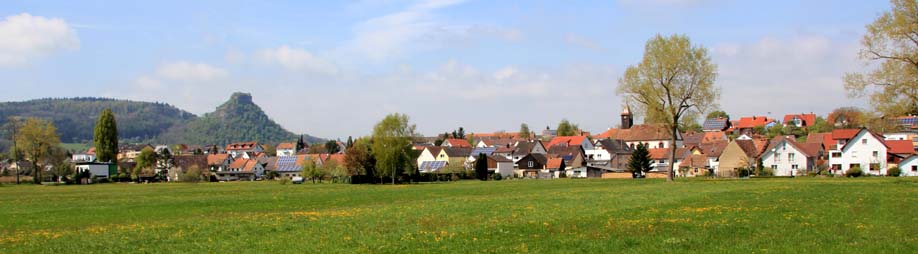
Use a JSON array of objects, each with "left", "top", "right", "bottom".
[{"left": 291, "top": 177, "right": 304, "bottom": 184}]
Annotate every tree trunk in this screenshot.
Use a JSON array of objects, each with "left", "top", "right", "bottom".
[{"left": 668, "top": 124, "right": 677, "bottom": 182}]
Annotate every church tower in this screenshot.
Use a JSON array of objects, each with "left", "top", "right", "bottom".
[{"left": 621, "top": 105, "right": 633, "bottom": 129}]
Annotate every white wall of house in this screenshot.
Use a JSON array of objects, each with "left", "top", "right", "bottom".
[
  {"left": 585, "top": 148, "right": 611, "bottom": 162},
  {"left": 828, "top": 130, "right": 888, "bottom": 176},
  {"left": 884, "top": 133, "right": 911, "bottom": 141},
  {"left": 896, "top": 156, "right": 918, "bottom": 177},
  {"left": 72, "top": 154, "right": 96, "bottom": 162},
  {"left": 493, "top": 161, "right": 514, "bottom": 177},
  {"left": 277, "top": 148, "right": 295, "bottom": 156},
  {"left": 760, "top": 141, "right": 812, "bottom": 176},
  {"left": 625, "top": 140, "right": 681, "bottom": 150},
  {"left": 416, "top": 148, "right": 437, "bottom": 168},
  {"left": 74, "top": 164, "right": 112, "bottom": 178}
]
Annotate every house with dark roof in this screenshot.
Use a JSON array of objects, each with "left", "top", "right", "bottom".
[
  {"left": 517, "top": 153, "right": 549, "bottom": 178},
  {"left": 168, "top": 155, "right": 208, "bottom": 181},
  {"left": 512, "top": 140, "right": 547, "bottom": 165},
  {"left": 760, "top": 136, "right": 824, "bottom": 176},
  {"left": 586, "top": 139, "right": 634, "bottom": 172},
  {"left": 702, "top": 117, "right": 730, "bottom": 132}
]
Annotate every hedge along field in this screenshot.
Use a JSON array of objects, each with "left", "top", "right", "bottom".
[{"left": 0, "top": 178, "right": 915, "bottom": 253}]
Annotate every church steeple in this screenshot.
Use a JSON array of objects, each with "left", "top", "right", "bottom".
[{"left": 621, "top": 105, "right": 633, "bottom": 129}]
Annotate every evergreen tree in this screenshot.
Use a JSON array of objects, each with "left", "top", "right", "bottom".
[
  {"left": 475, "top": 153, "right": 489, "bottom": 181},
  {"left": 296, "top": 135, "right": 306, "bottom": 152},
  {"left": 346, "top": 136, "right": 354, "bottom": 148},
  {"left": 93, "top": 108, "right": 118, "bottom": 163},
  {"left": 627, "top": 143, "right": 653, "bottom": 178}
]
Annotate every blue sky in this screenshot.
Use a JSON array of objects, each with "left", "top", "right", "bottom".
[{"left": 0, "top": 0, "right": 892, "bottom": 139}]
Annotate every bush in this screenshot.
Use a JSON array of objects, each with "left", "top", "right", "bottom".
[
  {"left": 493, "top": 174, "right": 503, "bottom": 181},
  {"left": 179, "top": 166, "right": 204, "bottom": 183},
  {"left": 278, "top": 177, "right": 291, "bottom": 185},
  {"left": 887, "top": 166, "right": 901, "bottom": 177},
  {"left": 736, "top": 167, "right": 751, "bottom": 178},
  {"left": 760, "top": 167, "right": 774, "bottom": 177},
  {"left": 846, "top": 166, "right": 864, "bottom": 178}
]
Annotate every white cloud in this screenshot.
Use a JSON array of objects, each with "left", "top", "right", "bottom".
[
  {"left": 712, "top": 34, "right": 868, "bottom": 118},
  {"left": 155, "top": 61, "right": 228, "bottom": 81},
  {"left": 0, "top": 13, "right": 79, "bottom": 66},
  {"left": 256, "top": 45, "right": 338, "bottom": 75},
  {"left": 338, "top": 0, "right": 521, "bottom": 62}
]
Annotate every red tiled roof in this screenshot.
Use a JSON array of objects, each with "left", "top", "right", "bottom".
[
  {"left": 831, "top": 129, "right": 860, "bottom": 140},
  {"left": 207, "top": 153, "right": 230, "bottom": 166},
  {"left": 86, "top": 147, "right": 96, "bottom": 155},
  {"left": 736, "top": 116, "right": 774, "bottom": 129},
  {"left": 648, "top": 148, "right": 690, "bottom": 160},
  {"left": 783, "top": 114, "right": 817, "bottom": 126},
  {"left": 226, "top": 142, "right": 258, "bottom": 151},
  {"left": 546, "top": 158, "right": 564, "bottom": 169},
  {"left": 886, "top": 140, "right": 915, "bottom": 155},
  {"left": 228, "top": 158, "right": 248, "bottom": 169},
  {"left": 276, "top": 142, "right": 295, "bottom": 150},
  {"left": 547, "top": 136, "right": 588, "bottom": 149},
  {"left": 326, "top": 154, "right": 347, "bottom": 165},
  {"left": 444, "top": 139, "right": 472, "bottom": 148},
  {"left": 595, "top": 124, "right": 672, "bottom": 141}
]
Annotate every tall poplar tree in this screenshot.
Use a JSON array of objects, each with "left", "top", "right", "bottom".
[{"left": 93, "top": 108, "right": 118, "bottom": 163}]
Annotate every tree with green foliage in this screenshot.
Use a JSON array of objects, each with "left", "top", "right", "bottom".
[
  {"left": 156, "top": 148, "right": 173, "bottom": 179},
  {"left": 627, "top": 143, "right": 653, "bottom": 178},
  {"left": 844, "top": 0, "right": 918, "bottom": 117},
  {"left": 371, "top": 113, "right": 416, "bottom": 184},
  {"left": 617, "top": 34, "right": 719, "bottom": 182},
  {"left": 346, "top": 136, "right": 354, "bottom": 149},
  {"left": 133, "top": 147, "right": 156, "bottom": 181},
  {"left": 324, "top": 159, "right": 348, "bottom": 183},
  {"left": 706, "top": 110, "right": 729, "bottom": 120},
  {"left": 263, "top": 144, "right": 276, "bottom": 156},
  {"left": 519, "top": 123, "right": 531, "bottom": 139},
  {"left": 767, "top": 124, "right": 785, "bottom": 139},
  {"left": 808, "top": 116, "right": 834, "bottom": 133},
  {"left": 474, "top": 153, "right": 488, "bottom": 181},
  {"left": 828, "top": 107, "right": 863, "bottom": 128},
  {"left": 325, "top": 140, "right": 341, "bottom": 154},
  {"left": 301, "top": 160, "right": 321, "bottom": 183},
  {"left": 4, "top": 117, "right": 25, "bottom": 184},
  {"left": 93, "top": 108, "right": 118, "bottom": 163},
  {"left": 14, "top": 118, "right": 61, "bottom": 184},
  {"left": 345, "top": 138, "right": 375, "bottom": 177},
  {"left": 556, "top": 119, "right": 579, "bottom": 136}
]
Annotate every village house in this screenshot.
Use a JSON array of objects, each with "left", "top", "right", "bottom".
[
  {"left": 218, "top": 158, "right": 265, "bottom": 181},
  {"left": 827, "top": 128, "right": 889, "bottom": 176},
  {"left": 759, "top": 136, "right": 823, "bottom": 176},
  {"left": 512, "top": 140, "right": 547, "bottom": 165},
  {"left": 783, "top": 113, "right": 817, "bottom": 128},
  {"left": 168, "top": 155, "right": 208, "bottom": 181},
  {"left": 717, "top": 140, "right": 760, "bottom": 177},
  {"left": 896, "top": 155, "right": 918, "bottom": 177},
  {"left": 487, "top": 155, "right": 514, "bottom": 178},
  {"left": 441, "top": 138, "right": 472, "bottom": 148},
  {"left": 517, "top": 153, "right": 549, "bottom": 178},
  {"left": 732, "top": 116, "right": 776, "bottom": 135},
  {"left": 648, "top": 148, "right": 690, "bottom": 172},
  {"left": 276, "top": 142, "right": 297, "bottom": 156},
  {"left": 416, "top": 147, "right": 444, "bottom": 168},
  {"left": 206, "top": 153, "right": 233, "bottom": 172},
  {"left": 225, "top": 142, "right": 263, "bottom": 158},
  {"left": 586, "top": 139, "right": 633, "bottom": 172}
]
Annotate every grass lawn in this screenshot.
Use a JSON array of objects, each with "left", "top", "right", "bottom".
[{"left": 0, "top": 178, "right": 915, "bottom": 253}]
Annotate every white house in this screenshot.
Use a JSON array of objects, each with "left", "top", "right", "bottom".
[
  {"left": 276, "top": 142, "right": 297, "bottom": 156},
  {"left": 225, "top": 142, "right": 263, "bottom": 158},
  {"left": 74, "top": 162, "right": 116, "bottom": 178},
  {"left": 488, "top": 155, "right": 514, "bottom": 178},
  {"left": 416, "top": 147, "right": 444, "bottom": 168},
  {"left": 896, "top": 155, "right": 918, "bottom": 176},
  {"left": 760, "top": 136, "right": 823, "bottom": 176},
  {"left": 827, "top": 129, "right": 889, "bottom": 176},
  {"left": 72, "top": 153, "right": 96, "bottom": 163}
]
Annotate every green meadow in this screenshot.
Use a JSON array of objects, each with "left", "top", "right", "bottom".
[{"left": 0, "top": 178, "right": 915, "bottom": 253}]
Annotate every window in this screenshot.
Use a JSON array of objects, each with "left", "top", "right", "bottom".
[
  {"left": 771, "top": 165, "right": 777, "bottom": 169},
  {"left": 775, "top": 153, "right": 781, "bottom": 163},
  {"left": 862, "top": 139, "right": 867, "bottom": 144},
  {"left": 659, "top": 142, "right": 665, "bottom": 148},
  {"left": 527, "top": 161, "right": 533, "bottom": 168},
  {"left": 788, "top": 153, "right": 795, "bottom": 162},
  {"left": 872, "top": 151, "right": 878, "bottom": 158},
  {"left": 831, "top": 152, "right": 841, "bottom": 158},
  {"left": 792, "top": 164, "right": 798, "bottom": 170},
  {"left": 852, "top": 151, "right": 857, "bottom": 158},
  {"left": 870, "top": 163, "right": 880, "bottom": 171},
  {"left": 912, "top": 165, "right": 917, "bottom": 172}
]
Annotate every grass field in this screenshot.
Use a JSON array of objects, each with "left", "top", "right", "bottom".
[{"left": 0, "top": 178, "right": 915, "bottom": 253}]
